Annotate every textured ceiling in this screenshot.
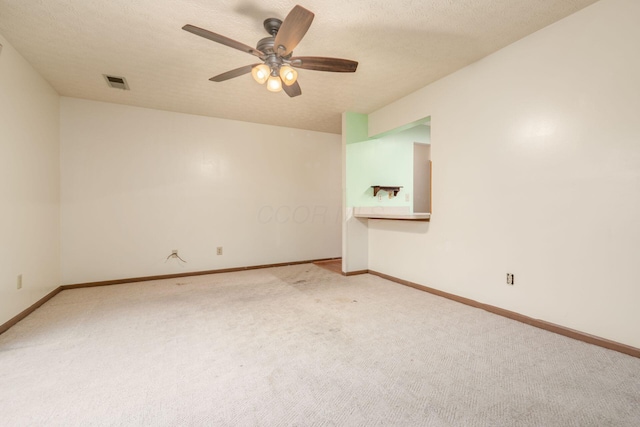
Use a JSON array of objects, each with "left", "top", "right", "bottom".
[{"left": 0, "top": 0, "right": 598, "bottom": 134}]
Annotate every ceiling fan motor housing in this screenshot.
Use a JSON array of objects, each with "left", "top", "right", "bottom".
[
  {"left": 257, "top": 37, "right": 292, "bottom": 73},
  {"left": 257, "top": 37, "right": 276, "bottom": 55}
]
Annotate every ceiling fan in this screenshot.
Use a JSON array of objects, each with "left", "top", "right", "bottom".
[{"left": 182, "top": 5, "right": 358, "bottom": 97}]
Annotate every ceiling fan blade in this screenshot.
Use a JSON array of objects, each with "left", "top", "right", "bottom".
[
  {"left": 282, "top": 80, "right": 302, "bottom": 98},
  {"left": 274, "top": 5, "right": 314, "bottom": 57},
  {"left": 290, "top": 56, "right": 358, "bottom": 72},
  {"left": 182, "top": 24, "right": 264, "bottom": 58},
  {"left": 209, "top": 64, "right": 260, "bottom": 82}
]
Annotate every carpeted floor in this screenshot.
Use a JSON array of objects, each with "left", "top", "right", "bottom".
[{"left": 0, "top": 264, "right": 638, "bottom": 426}]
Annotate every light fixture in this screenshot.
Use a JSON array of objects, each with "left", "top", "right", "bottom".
[
  {"left": 279, "top": 65, "right": 298, "bottom": 86},
  {"left": 253, "top": 63, "right": 296, "bottom": 93},
  {"left": 251, "top": 64, "right": 270, "bottom": 84},
  {"left": 267, "top": 74, "right": 282, "bottom": 92}
]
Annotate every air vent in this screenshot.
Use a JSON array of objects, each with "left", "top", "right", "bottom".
[{"left": 103, "top": 74, "right": 130, "bottom": 90}]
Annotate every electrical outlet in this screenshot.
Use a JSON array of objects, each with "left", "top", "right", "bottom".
[
  {"left": 216, "top": 247, "right": 223, "bottom": 256},
  {"left": 405, "top": 193, "right": 410, "bottom": 202},
  {"left": 378, "top": 194, "right": 382, "bottom": 201},
  {"left": 17, "top": 274, "right": 22, "bottom": 290},
  {"left": 506, "top": 273, "right": 514, "bottom": 285}
]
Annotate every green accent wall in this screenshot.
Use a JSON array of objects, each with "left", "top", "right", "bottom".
[
  {"left": 369, "top": 116, "right": 431, "bottom": 139},
  {"left": 346, "top": 124, "right": 430, "bottom": 209},
  {"left": 345, "top": 112, "right": 369, "bottom": 145}
]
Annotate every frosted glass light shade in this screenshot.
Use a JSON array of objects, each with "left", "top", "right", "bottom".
[
  {"left": 279, "top": 65, "right": 298, "bottom": 86},
  {"left": 267, "top": 75, "right": 282, "bottom": 92},
  {"left": 251, "top": 64, "right": 270, "bottom": 84}
]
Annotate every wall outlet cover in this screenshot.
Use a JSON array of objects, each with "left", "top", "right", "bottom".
[{"left": 506, "top": 273, "right": 514, "bottom": 285}]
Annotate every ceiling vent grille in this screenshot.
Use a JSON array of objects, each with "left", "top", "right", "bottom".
[{"left": 103, "top": 74, "right": 130, "bottom": 90}]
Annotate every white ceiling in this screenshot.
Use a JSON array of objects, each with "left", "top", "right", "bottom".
[{"left": 0, "top": 0, "right": 598, "bottom": 134}]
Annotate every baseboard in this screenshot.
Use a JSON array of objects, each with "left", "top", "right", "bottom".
[
  {"left": 368, "top": 270, "right": 640, "bottom": 359},
  {"left": 313, "top": 258, "right": 342, "bottom": 265},
  {"left": 343, "top": 270, "right": 368, "bottom": 276},
  {"left": 0, "top": 286, "right": 62, "bottom": 336},
  {"left": 62, "top": 257, "right": 339, "bottom": 290}
]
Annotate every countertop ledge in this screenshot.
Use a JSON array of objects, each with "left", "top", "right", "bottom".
[{"left": 354, "top": 212, "right": 431, "bottom": 221}]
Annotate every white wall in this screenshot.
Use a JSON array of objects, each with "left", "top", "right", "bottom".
[
  {"left": 0, "top": 34, "right": 60, "bottom": 325},
  {"left": 366, "top": 0, "right": 640, "bottom": 348},
  {"left": 60, "top": 98, "right": 341, "bottom": 284},
  {"left": 341, "top": 113, "right": 368, "bottom": 274}
]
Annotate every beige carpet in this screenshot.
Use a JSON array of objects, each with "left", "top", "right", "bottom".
[{"left": 0, "top": 264, "right": 638, "bottom": 426}]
